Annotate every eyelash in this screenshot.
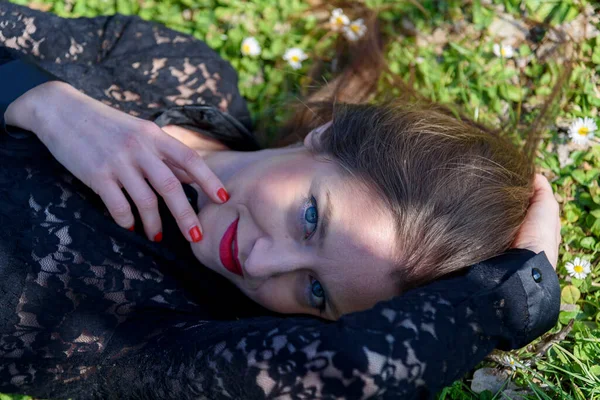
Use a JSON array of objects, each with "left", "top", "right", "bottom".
[
  {"left": 309, "top": 275, "right": 327, "bottom": 315},
  {"left": 301, "top": 195, "right": 319, "bottom": 240}
]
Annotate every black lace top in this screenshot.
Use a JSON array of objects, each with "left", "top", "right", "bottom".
[{"left": 0, "top": 4, "right": 560, "bottom": 399}]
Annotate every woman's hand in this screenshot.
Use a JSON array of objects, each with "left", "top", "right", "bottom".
[
  {"left": 6, "top": 81, "right": 228, "bottom": 242},
  {"left": 511, "top": 173, "right": 561, "bottom": 269}
]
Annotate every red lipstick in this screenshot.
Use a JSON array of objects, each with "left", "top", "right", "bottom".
[{"left": 219, "top": 217, "right": 243, "bottom": 277}]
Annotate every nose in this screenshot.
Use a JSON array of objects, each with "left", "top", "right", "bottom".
[{"left": 243, "top": 236, "right": 310, "bottom": 281}]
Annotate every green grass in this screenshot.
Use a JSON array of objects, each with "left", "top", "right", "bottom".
[{"left": 4, "top": 0, "right": 600, "bottom": 398}]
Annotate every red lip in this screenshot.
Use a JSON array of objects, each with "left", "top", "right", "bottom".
[{"left": 219, "top": 217, "right": 243, "bottom": 277}]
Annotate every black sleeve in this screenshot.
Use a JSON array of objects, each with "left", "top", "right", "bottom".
[
  {"left": 0, "top": 3, "right": 252, "bottom": 130},
  {"left": 30, "top": 249, "right": 556, "bottom": 400}
]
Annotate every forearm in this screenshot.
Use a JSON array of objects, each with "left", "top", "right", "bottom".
[
  {"left": 5, "top": 79, "right": 228, "bottom": 156},
  {"left": 92, "top": 250, "right": 559, "bottom": 400}
]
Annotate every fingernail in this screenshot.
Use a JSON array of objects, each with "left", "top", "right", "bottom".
[
  {"left": 154, "top": 232, "right": 163, "bottom": 242},
  {"left": 128, "top": 224, "right": 135, "bottom": 232},
  {"left": 317, "top": 120, "right": 333, "bottom": 134},
  {"left": 309, "top": 120, "right": 333, "bottom": 136},
  {"left": 217, "top": 188, "right": 230, "bottom": 203},
  {"left": 189, "top": 226, "right": 203, "bottom": 242}
]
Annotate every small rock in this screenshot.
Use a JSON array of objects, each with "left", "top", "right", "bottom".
[
  {"left": 547, "top": 12, "right": 600, "bottom": 43},
  {"left": 273, "top": 22, "right": 291, "bottom": 35},
  {"left": 471, "top": 368, "right": 518, "bottom": 394},
  {"left": 416, "top": 28, "right": 448, "bottom": 55},
  {"left": 556, "top": 144, "right": 574, "bottom": 168},
  {"left": 555, "top": 116, "right": 572, "bottom": 131},
  {"left": 182, "top": 9, "right": 193, "bottom": 21},
  {"left": 488, "top": 15, "right": 529, "bottom": 46}
]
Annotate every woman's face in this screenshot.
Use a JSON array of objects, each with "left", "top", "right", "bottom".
[{"left": 191, "top": 145, "right": 399, "bottom": 320}]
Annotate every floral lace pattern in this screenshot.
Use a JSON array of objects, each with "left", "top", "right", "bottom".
[
  {"left": 0, "top": 2, "right": 251, "bottom": 127},
  {"left": 0, "top": 3, "right": 559, "bottom": 399},
  {"left": 0, "top": 134, "right": 259, "bottom": 389}
]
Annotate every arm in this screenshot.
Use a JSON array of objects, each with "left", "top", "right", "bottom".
[
  {"left": 3, "top": 250, "right": 559, "bottom": 400},
  {"left": 3, "top": 75, "right": 227, "bottom": 156},
  {"left": 3, "top": 76, "right": 231, "bottom": 245},
  {"left": 67, "top": 249, "right": 555, "bottom": 400}
]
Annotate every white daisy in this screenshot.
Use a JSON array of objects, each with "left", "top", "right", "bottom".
[
  {"left": 283, "top": 48, "right": 308, "bottom": 70},
  {"left": 493, "top": 43, "right": 514, "bottom": 58},
  {"left": 343, "top": 18, "right": 367, "bottom": 42},
  {"left": 568, "top": 117, "right": 597, "bottom": 146},
  {"left": 329, "top": 8, "right": 350, "bottom": 32},
  {"left": 501, "top": 355, "right": 524, "bottom": 371},
  {"left": 241, "top": 37, "right": 261, "bottom": 57},
  {"left": 565, "top": 257, "right": 592, "bottom": 280}
]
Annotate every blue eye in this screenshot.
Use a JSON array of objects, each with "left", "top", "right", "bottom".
[
  {"left": 309, "top": 276, "right": 326, "bottom": 313},
  {"left": 303, "top": 196, "right": 318, "bottom": 239}
]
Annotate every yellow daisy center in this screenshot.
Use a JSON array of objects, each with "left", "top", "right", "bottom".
[
  {"left": 242, "top": 44, "right": 250, "bottom": 53},
  {"left": 351, "top": 24, "right": 361, "bottom": 33},
  {"left": 291, "top": 55, "right": 300, "bottom": 63},
  {"left": 335, "top": 16, "right": 345, "bottom": 25},
  {"left": 500, "top": 48, "right": 507, "bottom": 56},
  {"left": 578, "top": 127, "right": 589, "bottom": 136},
  {"left": 574, "top": 265, "right": 584, "bottom": 273}
]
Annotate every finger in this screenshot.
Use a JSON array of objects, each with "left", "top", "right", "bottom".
[
  {"left": 138, "top": 154, "right": 203, "bottom": 243},
  {"left": 532, "top": 174, "right": 554, "bottom": 197},
  {"left": 164, "top": 159, "right": 194, "bottom": 184},
  {"left": 159, "top": 136, "right": 230, "bottom": 204},
  {"left": 96, "top": 180, "right": 136, "bottom": 230},
  {"left": 531, "top": 174, "right": 559, "bottom": 208},
  {"left": 117, "top": 166, "right": 162, "bottom": 242}
]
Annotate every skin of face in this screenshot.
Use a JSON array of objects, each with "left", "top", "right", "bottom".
[{"left": 189, "top": 133, "right": 399, "bottom": 321}]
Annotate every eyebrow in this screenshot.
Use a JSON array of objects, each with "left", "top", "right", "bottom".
[
  {"left": 318, "top": 189, "right": 332, "bottom": 251},
  {"left": 318, "top": 189, "right": 342, "bottom": 319}
]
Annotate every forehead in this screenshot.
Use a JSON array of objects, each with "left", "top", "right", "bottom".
[{"left": 315, "top": 161, "right": 399, "bottom": 315}]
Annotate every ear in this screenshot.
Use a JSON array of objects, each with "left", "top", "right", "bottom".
[{"left": 303, "top": 120, "right": 333, "bottom": 150}]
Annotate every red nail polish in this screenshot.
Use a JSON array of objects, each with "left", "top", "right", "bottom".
[
  {"left": 189, "top": 226, "right": 203, "bottom": 242},
  {"left": 128, "top": 225, "right": 135, "bottom": 231},
  {"left": 217, "top": 188, "right": 230, "bottom": 203},
  {"left": 154, "top": 232, "right": 163, "bottom": 242}
]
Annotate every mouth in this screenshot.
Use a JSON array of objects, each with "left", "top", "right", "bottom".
[{"left": 219, "top": 217, "right": 243, "bottom": 277}]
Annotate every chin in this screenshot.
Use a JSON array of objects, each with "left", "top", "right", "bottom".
[{"left": 190, "top": 243, "right": 219, "bottom": 275}]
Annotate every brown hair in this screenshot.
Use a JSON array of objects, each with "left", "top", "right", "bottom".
[{"left": 273, "top": 3, "right": 571, "bottom": 292}]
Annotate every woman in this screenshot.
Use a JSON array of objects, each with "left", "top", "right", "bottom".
[{"left": 1, "top": 3, "right": 561, "bottom": 399}]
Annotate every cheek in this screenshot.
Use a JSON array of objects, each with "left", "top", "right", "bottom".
[{"left": 242, "top": 276, "right": 306, "bottom": 315}]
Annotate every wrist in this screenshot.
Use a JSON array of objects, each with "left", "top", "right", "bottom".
[
  {"left": 5, "top": 80, "right": 73, "bottom": 135},
  {"left": 468, "top": 249, "right": 559, "bottom": 350}
]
